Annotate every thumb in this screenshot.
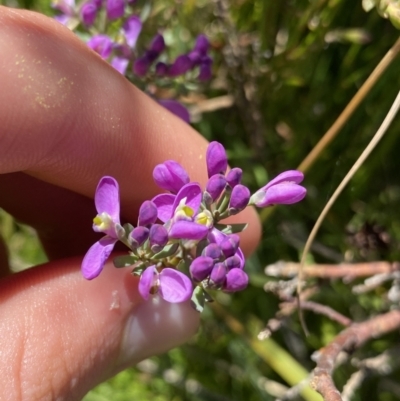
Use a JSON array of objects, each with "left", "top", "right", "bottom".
[{"left": 0, "top": 259, "right": 199, "bottom": 401}]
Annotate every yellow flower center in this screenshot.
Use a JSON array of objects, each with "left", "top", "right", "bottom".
[{"left": 93, "top": 212, "right": 113, "bottom": 232}]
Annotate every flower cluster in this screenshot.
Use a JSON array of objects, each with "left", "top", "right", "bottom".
[
  {"left": 82, "top": 142, "right": 306, "bottom": 310},
  {"left": 52, "top": 0, "right": 213, "bottom": 122}
]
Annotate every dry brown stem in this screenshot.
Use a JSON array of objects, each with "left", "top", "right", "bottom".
[
  {"left": 311, "top": 310, "right": 400, "bottom": 401},
  {"left": 266, "top": 261, "right": 400, "bottom": 279}
]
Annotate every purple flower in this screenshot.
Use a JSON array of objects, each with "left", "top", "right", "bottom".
[
  {"left": 149, "top": 224, "right": 169, "bottom": 252},
  {"left": 220, "top": 234, "right": 240, "bottom": 258},
  {"left": 168, "top": 55, "right": 192, "bottom": 77},
  {"left": 123, "top": 15, "right": 142, "bottom": 48},
  {"left": 158, "top": 100, "right": 190, "bottom": 123},
  {"left": 80, "top": 1, "right": 98, "bottom": 26},
  {"left": 139, "top": 266, "right": 192, "bottom": 303},
  {"left": 149, "top": 34, "right": 165, "bottom": 54},
  {"left": 130, "top": 226, "right": 149, "bottom": 247},
  {"left": 226, "top": 168, "right": 242, "bottom": 188},
  {"left": 133, "top": 56, "right": 150, "bottom": 76},
  {"left": 208, "top": 229, "right": 245, "bottom": 270},
  {"left": 169, "top": 220, "right": 209, "bottom": 240},
  {"left": 250, "top": 170, "right": 306, "bottom": 207},
  {"left": 194, "top": 34, "right": 210, "bottom": 55},
  {"left": 111, "top": 56, "right": 130, "bottom": 75},
  {"left": 106, "top": 0, "right": 125, "bottom": 20},
  {"left": 190, "top": 256, "right": 214, "bottom": 281},
  {"left": 210, "top": 262, "right": 227, "bottom": 287},
  {"left": 224, "top": 268, "right": 248, "bottom": 292},
  {"left": 138, "top": 200, "right": 158, "bottom": 226},
  {"left": 82, "top": 176, "right": 121, "bottom": 279},
  {"left": 204, "top": 174, "right": 226, "bottom": 204},
  {"left": 206, "top": 141, "right": 228, "bottom": 178},
  {"left": 87, "top": 35, "right": 113, "bottom": 59},
  {"left": 153, "top": 160, "right": 190, "bottom": 194},
  {"left": 52, "top": 0, "right": 76, "bottom": 25},
  {"left": 229, "top": 184, "right": 251, "bottom": 214},
  {"left": 202, "top": 243, "right": 222, "bottom": 260},
  {"left": 199, "top": 64, "right": 212, "bottom": 81},
  {"left": 155, "top": 62, "right": 168, "bottom": 76}
]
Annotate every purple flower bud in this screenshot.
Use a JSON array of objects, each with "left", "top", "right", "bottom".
[
  {"left": 87, "top": 35, "right": 113, "bottom": 59},
  {"left": 202, "top": 243, "right": 222, "bottom": 260},
  {"left": 188, "top": 50, "right": 201, "bottom": 65},
  {"left": 194, "top": 34, "right": 210, "bottom": 55},
  {"left": 224, "top": 268, "right": 248, "bottom": 292},
  {"left": 224, "top": 255, "right": 242, "bottom": 270},
  {"left": 149, "top": 34, "right": 165, "bottom": 54},
  {"left": 138, "top": 200, "right": 158, "bottom": 226},
  {"left": 133, "top": 56, "right": 150, "bottom": 76},
  {"left": 265, "top": 170, "right": 304, "bottom": 189},
  {"left": 106, "top": 0, "right": 124, "bottom": 20},
  {"left": 204, "top": 174, "right": 226, "bottom": 204},
  {"left": 190, "top": 256, "right": 214, "bottom": 281},
  {"left": 155, "top": 62, "right": 168, "bottom": 76},
  {"left": 158, "top": 99, "right": 190, "bottom": 123},
  {"left": 168, "top": 55, "right": 192, "bottom": 77},
  {"left": 123, "top": 15, "right": 142, "bottom": 48},
  {"left": 149, "top": 224, "right": 168, "bottom": 252},
  {"left": 130, "top": 226, "right": 149, "bottom": 247},
  {"left": 250, "top": 170, "right": 306, "bottom": 207},
  {"left": 229, "top": 184, "right": 250, "bottom": 213},
  {"left": 169, "top": 221, "right": 208, "bottom": 240},
  {"left": 80, "top": 1, "right": 98, "bottom": 26},
  {"left": 220, "top": 234, "right": 240, "bottom": 258},
  {"left": 206, "top": 141, "right": 228, "bottom": 178},
  {"left": 210, "top": 262, "right": 227, "bottom": 287},
  {"left": 226, "top": 168, "right": 242, "bottom": 188},
  {"left": 198, "top": 59, "right": 212, "bottom": 81},
  {"left": 153, "top": 160, "right": 190, "bottom": 193}
]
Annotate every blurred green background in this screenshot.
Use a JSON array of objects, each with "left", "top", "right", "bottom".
[{"left": 1, "top": 0, "right": 400, "bottom": 400}]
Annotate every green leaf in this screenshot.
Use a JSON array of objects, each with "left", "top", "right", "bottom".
[
  {"left": 151, "top": 243, "right": 179, "bottom": 259},
  {"left": 113, "top": 255, "right": 137, "bottom": 268},
  {"left": 215, "top": 223, "right": 249, "bottom": 234}
]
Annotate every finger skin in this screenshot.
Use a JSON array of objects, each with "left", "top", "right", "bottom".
[
  {"left": 0, "top": 7, "right": 261, "bottom": 256},
  {"left": 0, "top": 258, "right": 200, "bottom": 401}
]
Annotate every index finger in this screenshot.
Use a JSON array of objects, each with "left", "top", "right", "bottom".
[{"left": 0, "top": 7, "right": 261, "bottom": 254}]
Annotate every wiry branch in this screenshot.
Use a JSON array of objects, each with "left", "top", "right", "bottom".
[
  {"left": 265, "top": 261, "right": 400, "bottom": 279},
  {"left": 311, "top": 310, "right": 400, "bottom": 401}
]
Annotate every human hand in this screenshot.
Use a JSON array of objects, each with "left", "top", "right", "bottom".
[{"left": 0, "top": 7, "right": 261, "bottom": 400}]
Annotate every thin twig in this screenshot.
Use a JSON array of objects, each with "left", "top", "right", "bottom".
[
  {"left": 298, "top": 37, "right": 400, "bottom": 173},
  {"left": 265, "top": 261, "right": 400, "bottom": 279},
  {"left": 311, "top": 310, "right": 400, "bottom": 401}
]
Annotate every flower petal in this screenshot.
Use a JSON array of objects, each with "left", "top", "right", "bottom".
[
  {"left": 224, "top": 268, "right": 248, "bottom": 292},
  {"left": 158, "top": 100, "right": 190, "bottom": 123},
  {"left": 153, "top": 160, "right": 190, "bottom": 193},
  {"left": 172, "top": 182, "right": 202, "bottom": 215},
  {"left": 206, "top": 141, "right": 227, "bottom": 178},
  {"left": 264, "top": 170, "right": 304, "bottom": 190},
  {"left": 138, "top": 265, "right": 157, "bottom": 300},
  {"left": 152, "top": 193, "right": 175, "bottom": 222},
  {"left": 123, "top": 15, "right": 142, "bottom": 48},
  {"left": 159, "top": 268, "right": 193, "bottom": 303},
  {"left": 253, "top": 183, "right": 307, "bottom": 207},
  {"left": 81, "top": 236, "right": 117, "bottom": 280},
  {"left": 169, "top": 221, "right": 209, "bottom": 240},
  {"left": 111, "top": 56, "right": 129, "bottom": 75},
  {"left": 95, "top": 176, "right": 120, "bottom": 221}
]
